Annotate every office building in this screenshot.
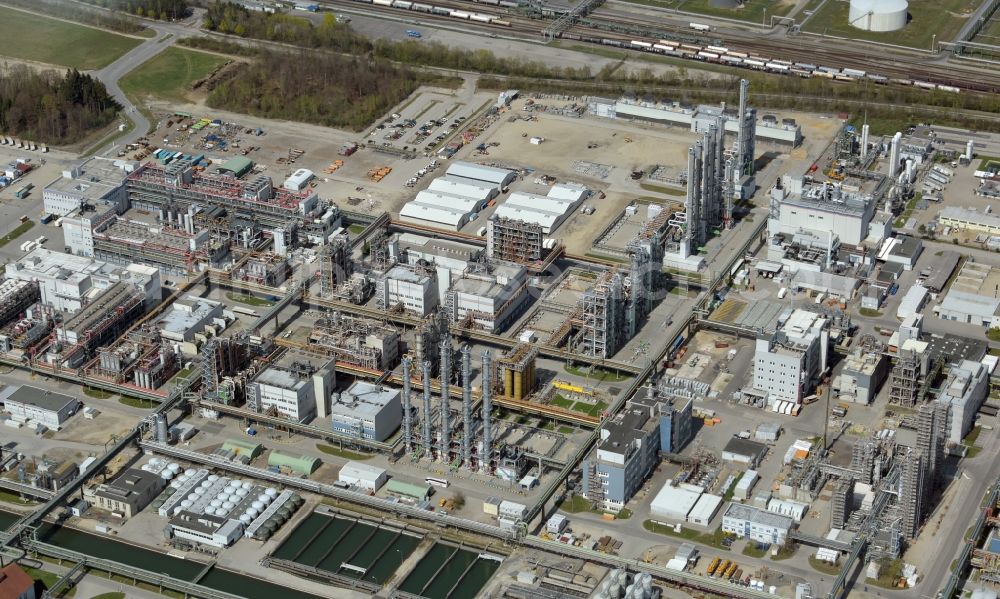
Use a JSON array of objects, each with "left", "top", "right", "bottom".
[
  {"left": 721, "top": 503, "right": 794, "bottom": 545},
  {"left": 330, "top": 381, "right": 402, "bottom": 442},
  {"left": 752, "top": 309, "right": 830, "bottom": 404},
  {"left": 581, "top": 398, "right": 661, "bottom": 513}
]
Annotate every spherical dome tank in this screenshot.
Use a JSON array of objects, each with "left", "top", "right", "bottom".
[{"left": 849, "top": 0, "right": 908, "bottom": 31}]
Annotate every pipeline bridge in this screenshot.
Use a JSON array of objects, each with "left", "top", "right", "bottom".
[
  {"left": 940, "top": 476, "right": 1000, "bottom": 599},
  {"left": 0, "top": 479, "right": 54, "bottom": 501}
]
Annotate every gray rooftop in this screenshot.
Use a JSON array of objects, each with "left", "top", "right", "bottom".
[
  {"left": 158, "top": 297, "right": 221, "bottom": 334},
  {"left": 724, "top": 503, "right": 793, "bottom": 529},
  {"left": 723, "top": 437, "right": 769, "bottom": 461},
  {"left": 331, "top": 381, "right": 400, "bottom": 418},
  {"left": 4, "top": 385, "right": 79, "bottom": 412},
  {"left": 255, "top": 366, "right": 309, "bottom": 391},
  {"left": 45, "top": 158, "right": 126, "bottom": 201}
]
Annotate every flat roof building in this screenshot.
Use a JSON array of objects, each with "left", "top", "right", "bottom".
[
  {"left": 722, "top": 503, "right": 794, "bottom": 545},
  {"left": 722, "top": 438, "right": 769, "bottom": 468},
  {"left": 2, "top": 385, "right": 80, "bottom": 429},
  {"left": 937, "top": 261, "right": 1000, "bottom": 327},
  {"left": 330, "top": 381, "right": 401, "bottom": 442},
  {"left": 158, "top": 295, "right": 223, "bottom": 342},
  {"left": 92, "top": 468, "right": 166, "bottom": 519},
  {"left": 752, "top": 309, "right": 830, "bottom": 404},
  {"left": 338, "top": 461, "right": 388, "bottom": 491},
  {"left": 0, "top": 563, "right": 35, "bottom": 599},
  {"left": 939, "top": 206, "right": 1000, "bottom": 235},
  {"left": 936, "top": 359, "right": 989, "bottom": 444},
  {"left": 379, "top": 265, "right": 438, "bottom": 317},
  {"left": 446, "top": 262, "right": 528, "bottom": 333},
  {"left": 43, "top": 158, "right": 129, "bottom": 217},
  {"left": 427, "top": 175, "right": 498, "bottom": 202}
]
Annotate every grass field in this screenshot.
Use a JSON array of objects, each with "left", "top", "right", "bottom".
[
  {"left": 0, "top": 220, "right": 34, "bottom": 249},
  {"left": 556, "top": 494, "right": 594, "bottom": 513},
  {"left": 226, "top": 292, "right": 274, "bottom": 307},
  {"left": 643, "top": 520, "right": 734, "bottom": 550},
  {"left": 120, "top": 47, "right": 229, "bottom": 105},
  {"left": 640, "top": 182, "right": 686, "bottom": 197},
  {"left": 0, "top": 7, "right": 142, "bottom": 69},
  {"left": 25, "top": 566, "right": 75, "bottom": 598},
  {"left": 621, "top": 0, "right": 796, "bottom": 23},
  {"left": 803, "top": 0, "right": 978, "bottom": 49}
]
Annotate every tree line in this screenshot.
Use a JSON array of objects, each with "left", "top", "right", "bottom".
[
  {"left": 205, "top": 50, "right": 420, "bottom": 131},
  {"left": 0, "top": 66, "right": 121, "bottom": 144},
  {"left": 82, "top": 0, "right": 190, "bottom": 20}
]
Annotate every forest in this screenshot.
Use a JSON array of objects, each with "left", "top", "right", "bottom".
[
  {"left": 0, "top": 66, "right": 121, "bottom": 144},
  {"left": 83, "top": 0, "right": 190, "bottom": 20},
  {"left": 206, "top": 50, "right": 421, "bottom": 131}
]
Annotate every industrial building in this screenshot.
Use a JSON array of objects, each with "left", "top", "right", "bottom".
[
  {"left": 493, "top": 184, "right": 588, "bottom": 234},
  {"left": 52, "top": 281, "right": 147, "bottom": 366},
  {"left": 937, "top": 261, "right": 1000, "bottom": 327},
  {"left": 0, "top": 563, "right": 36, "bottom": 599},
  {"left": 0, "top": 279, "right": 39, "bottom": 331},
  {"left": 445, "top": 161, "right": 516, "bottom": 192},
  {"left": 1, "top": 386, "right": 80, "bottom": 429},
  {"left": 751, "top": 309, "right": 830, "bottom": 404},
  {"left": 376, "top": 265, "right": 439, "bottom": 316},
  {"left": 157, "top": 296, "right": 224, "bottom": 342},
  {"left": 443, "top": 261, "right": 528, "bottom": 332},
  {"left": 250, "top": 360, "right": 330, "bottom": 423},
  {"left": 833, "top": 348, "right": 889, "bottom": 404},
  {"left": 650, "top": 483, "right": 703, "bottom": 522},
  {"left": 398, "top": 162, "right": 516, "bottom": 231},
  {"left": 767, "top": 176, "right": 876, "bottom": 264},
  {"left": 581, "top": 392, "right": 689, "bottom": 513},
  {"left": 721, "top": 504, "right": 794, "bottom": 545},
  {"left": 96, "top": 326, "right": 181, "bottom": 391},
  {"left": 767, "top": 498, "right": 809, "bottom": 522},
  {"left": 125, "top": 160, "right": 320, "bottom": 231},
  {"left": 307, "top": 314, "right": 400, "bottom": 370},
  {"left": 939, "top": 206, "right": 1000, "bottom": 235},
  {"left": 90, "top": 216, "right": 229, "bottom": 277},
  {"left": 935, "top": 359, "right": 989, "bottom": 444},
  {"left": 386, "top": 479, "right": 431, "bottom": 503},
  {"left": 283, "top": 168, "right": 314, "bottom": 191},
  {"left": 267, "top": 451, "right": 320, "bottom": 476},
  {"left": 393, "top": 233, "right": 483, "bottom": 278},
  {"left": 91, "top": 468, "right": 166, "bottom": 519},
  {"left": 6, "top": 248, "right": 160, "bottom": 313},
  {"left": 42, "top": 158, "right": 129, "bottom": 216},
  {"left": 848, "top": 0, "right": 908, "bottom": 31},
  {"left": 589, "top": 92, "right": 800, "bottom": 146},
  {"left": 338, "top": 461, "right": 388, "bottom": 491},
  {"left": 486, "top": 216, "right": 544, "bottom": 264},
  {"left": 330, "top": 381, "right": 402, "bottom": 442},
  {"left": 722, "top": 438, "right": 769, "bottom": 468}
]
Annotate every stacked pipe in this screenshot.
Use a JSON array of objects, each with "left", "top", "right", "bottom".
[
  {"left": 402, "top": 357, "right": 413, "bottom": 454},
  {"left": 461, "top": 345, "right": 473, "bottom": 468},
  {"left": 439, "top": 340, "right": 452, "bottom": 463},
  {"left": 422, "top": 360, "right": 433, "bottom": 459},
  {"left": 481, "top": 350, "right": 493, "bottom": 474}
]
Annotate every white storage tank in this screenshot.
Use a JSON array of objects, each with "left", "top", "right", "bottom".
[{"left": 848, "top": 0, "right": 908, "bottom": 31}]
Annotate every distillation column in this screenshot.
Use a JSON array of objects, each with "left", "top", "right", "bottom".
[
  {"left": 461, "top": 345, "right": 473, "bottom": 468},
  {"left": 439, "top": 340, "right": 452, "bottom": 463},
  {"left": 481, "top": 350, "right": 493, "bottom": 474},
  {"left": 402, "top": 356, "right": 413, "bottom": 454},
  {"left": 422, "top": 360, "right": 433, "bottom": 459}
]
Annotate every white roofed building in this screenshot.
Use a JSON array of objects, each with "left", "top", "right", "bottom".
[
  {"left": 445, "top": 161, "right": 516, "bottom": 191},
  {"left": 399, "top": 201, "right": 470, "bottom": 231},
  {"left": 338, "top": 461, "right": 388, "bottom": 491},
  {"left": 428, "top": 175, "right": 498, "bottom": 202}
]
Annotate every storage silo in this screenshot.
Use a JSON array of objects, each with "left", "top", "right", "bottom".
[{"left": 849, "top": 0, "right": 908, "bottom": 31}]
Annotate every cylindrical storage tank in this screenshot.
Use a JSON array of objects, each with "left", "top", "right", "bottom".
[
  {"left": 188, "top": 492, "right": 200, "bottom": 501},
  {"left": 265, "top": 488, "right": 277, "bottom": 497},
  {"left": 194, "top": 486, "right": 207, "bottom": 496},
  {"left": 219, "top": 493, "right": 231, "bottom": 502},
  {"left": 223, "top": 501, "right": 236, "bottom": 511},
  {"left": 246, "top": 508, "right": 259, "bottom": 519},
  {"left": 504, "top": 368, "right": 514, "bottom": 397},
  {"left": 236, "top": 488, "right": 250, "bottom": 498},
  {"left": 181, "top": 499, "right": 193, "bottom": 509},
  {"left": 204, "top": 507, "right": 217, "bottom": 516},
  {"left": 208, "top": 474, "right": 220, "bottom": 482},
  {"left": 160, "top": 470, "right": 174, "bottom": 481},
  {"left": 185, "top": 468, "right": 196, "bottom": 476},
  {"left": 513, "top": 370, "right": 523, "bottom": 400},
  {"left": 252, "top": 501, "right": 265, "bottom": 511},
  {"left": 240, "top": 514, "right": 253, "bottom": 524},
  {"left": 200, "top": 480, "right": 212, "bottom": 488},
  {"left": 241, "top": 481, "right": 253, "bottom": 490},
  {"left": 848, "top": 0, "right": 908, "bottom": 31},
  {"left": 210, "top": 499, "right": 222, "bottom": 508},
  {"left": 168, "top": 462, "right": 181, "bottom": 472},
  {"left": 170, "top": 480, "right": 183, "bottom": 489}
]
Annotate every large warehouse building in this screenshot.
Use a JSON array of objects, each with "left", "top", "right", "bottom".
[
  {"left": 399, "top": 162, "right": 516, "bottom": 231},
  {"left": 493, "top": 183, "right": 589, "bottom": 234}
]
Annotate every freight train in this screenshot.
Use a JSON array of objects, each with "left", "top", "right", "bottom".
[
  {"left": 614, "top": 37, "right": 961, "bottom": 92},
  {"left": 359, "top": 0, "right": 513, "bottom": 26}
]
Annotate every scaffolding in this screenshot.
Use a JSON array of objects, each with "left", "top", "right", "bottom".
[
  {"left": 579, "top": 271, "right": 625, "bottom": 359},
  {"left": 888, "top": 350, "right": 923, "bottom": 406},
  {"left": 201, "top": 335, "right": 251, "bottom": 403},
  {"left": 831, "top": 477, "right": 853, "bottom": 529},
  {"left": 234, "top": 252, "right": 289, "bottom": 287},
  {"left": 319, "top": 237, "right": 353, "bottom": 297},
  {"left": 487, "top": 217, "right": 544, "bottom": 264},
  {"left": 899, "top": 449, "right": 925, "bottom": 540},
  {"left": 494, "top": 343, "right": 538, "bottom": 400},
  {"left": 0, "top": 280, "right": 39, "bottom": 330},
  {"left": 306, "top": 314, "right": 399, "bottom": 370}
]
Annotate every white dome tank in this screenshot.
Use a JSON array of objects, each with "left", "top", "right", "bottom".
[
  {"left": 181, "top": 499, "right": 193, "bottom": 509},
  {"left": 210, "top": 499, "right": 222, "bottom": 508},
  {"left": 240, "top": 514, "right": 253, "bottom": 524},
  {"left": 193, "top": 487, "right": 206, "bottom": 496},
  {"left": 219, "top": 493, "right": 231, "bottom": 502},
  {"left": 241, "top": 481, "right": 253, "bottom": 490},
  {"left": 204, "top": 507, "right": 217, "bottom": 516},
  {"left": 168, "top": 462, "right": 181, "bottom": 472},
  {"left": 849, "top": 0, "right": 908, "bottom": 31},
  {"left": 222, "top": 501, "right": 236, "bottom": 511},
  {"left": 252, "top": 501, "right": 265, "bottom": 510},
  {"left": 246, "top": 507, "right": 260, "bottom": 518},
  {"left": 160, "top": 470, "right": 174, "bottom": 480},
  {"left": 185, "top": 468, "right": 196, "bottom": 477},
  {"left": 236, "top": 488, "right": 250, "bottom": 497},
  {"left": 264, "top": 488, "right": 277, "bottom": 497}
]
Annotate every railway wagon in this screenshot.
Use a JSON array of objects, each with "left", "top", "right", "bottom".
[{"left": 690, "top": 22, "right": 711, "bottom": 31}]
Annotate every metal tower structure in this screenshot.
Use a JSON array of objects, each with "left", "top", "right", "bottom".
[
  {"left": 439, "top": 339, "right": 452, "bottom": 463},
  {"left": 402, "top": 356, "right": 413, "bottom": 454},
  {"left": 421, "top": 360, "right": 433, "bottom": 458},
  {"left": 461, "top": 345, "right": 473, "bottom": 468},
  {"left": 723, "top": 155, "right": 736, "bottom": 229},
  {"left": 737, "top": 79, "right": 756, "bottom": 178},
  {"left": 889, "top": 131, "right": 902, "bottom": 180},
  {"left": 481, "top": 350, "right": 493, "bottom": 473}
]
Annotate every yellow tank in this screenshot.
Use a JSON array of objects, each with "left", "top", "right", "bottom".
[
  {"left": 504, "top": 368, "right": 514, "bottom": 398},
  {"left": 514, "top": 370, "right": 524, "bottom": 400}
]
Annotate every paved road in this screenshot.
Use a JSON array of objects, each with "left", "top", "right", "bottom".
[{"left": 91, "top": 25, "right": 174, "bottom": 157}]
